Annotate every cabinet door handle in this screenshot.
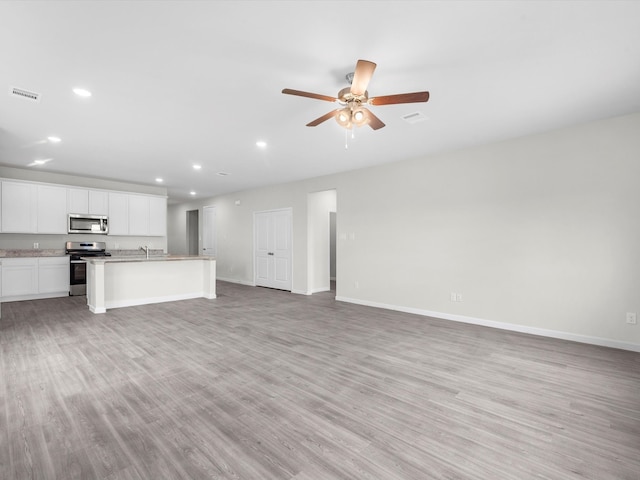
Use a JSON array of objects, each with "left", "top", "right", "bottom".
[{"left": 268, "top": 252, "right": 274, "bottom": 256}]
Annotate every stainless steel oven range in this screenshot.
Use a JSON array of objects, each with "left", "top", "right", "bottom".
[{"left": 65, "top": 241, "right": 111, "bottom": 296}]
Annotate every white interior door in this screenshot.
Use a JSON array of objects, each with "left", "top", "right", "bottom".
[
  {"left": 255, "top": 208, "right": 292, "bottom": 291},
  {"left": 202, "top": 205, "right": 216, "bottom": 256}
]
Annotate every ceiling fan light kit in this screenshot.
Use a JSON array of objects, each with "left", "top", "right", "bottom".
[
  {"left": 336, "top": 105, "right": 368, "bottom": 129},
  {"left": 282, "top": 59, "right": 429, "bottom": 131}
]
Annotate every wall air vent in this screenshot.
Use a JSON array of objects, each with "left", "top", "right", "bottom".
[
  {"left": 401, "top": 111, "right": 427, "bottom": 124},
  {"left": 10, "top": 86, "right": 41, "bottom": 102}
]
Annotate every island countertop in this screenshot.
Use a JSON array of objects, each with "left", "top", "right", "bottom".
[{"left": 85, "top": 255, "right": 216, "bottom": 264}]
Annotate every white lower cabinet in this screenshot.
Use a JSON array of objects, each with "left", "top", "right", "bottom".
[
  {"left": 38, "top": 257, "right": 70, "bottom": 294},
  {"left": 1, "top": 258, "right": 38, "bottom": 298},
  {"left": 1, "top": 257, "right": 69, "bottom": 301}
]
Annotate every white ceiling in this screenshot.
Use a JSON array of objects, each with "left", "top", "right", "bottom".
[{"left": 1, "top": 1, "right": 639, "bottom": 202}]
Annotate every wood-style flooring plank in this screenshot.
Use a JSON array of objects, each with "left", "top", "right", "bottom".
[{"left": 1, "top": 282, "right": 639, "bottom": 479}]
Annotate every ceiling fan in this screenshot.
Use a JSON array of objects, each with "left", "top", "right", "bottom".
[{"left": 282, "top": 59, "right": 429, "bottom": 130}]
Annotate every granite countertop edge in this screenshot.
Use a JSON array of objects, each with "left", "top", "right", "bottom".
[
  {"left": 0, "top": 249, "right": 66, "bottom": 258},
  {"left": 86, "top": 255, "right": 215, "bottom": 264},
  {"left": 0, "top": 249, "right": 172, "bottom": 259}
]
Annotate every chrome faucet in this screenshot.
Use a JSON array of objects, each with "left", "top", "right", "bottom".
[{"left": 140, "top": 245, "right": 150, "bottom": 259}]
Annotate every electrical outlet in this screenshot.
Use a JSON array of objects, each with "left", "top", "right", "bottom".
[
  {"left": 626, "top": 312, "right": 637, "bottom": 325},
  {"left": 456, "top": 293, "right": 463, "bottom": 302},
  {"left": 33, "top": 242, "right": 39, "bottom": 249},
  {"left": 450, "top": 292, "right": 457, "bottom": 301}
]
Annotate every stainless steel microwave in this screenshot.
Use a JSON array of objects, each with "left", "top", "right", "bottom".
[{"left": 68, "top": 214, "right": 109, "bottom": 234}]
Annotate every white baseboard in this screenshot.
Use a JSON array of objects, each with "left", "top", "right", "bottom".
[
  {"left": 292, "top": 289, "right": 311, "bottom": 295},
  {"left": 1, "top": 291, "right": 69, "bottom": 303},
  {"left": 335, "top": 296, "right": 640, "bottom": 353},
  {"left": 310, "top": 286, "right": 330, "bottom": 294},
  {"left": 217, "top": 276, "right": 256, "bottom": 287},
  {"left": 106, "top": 292, "right": 209, "bottom": 310}
]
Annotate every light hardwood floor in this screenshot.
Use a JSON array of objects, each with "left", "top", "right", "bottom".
[{"left": 1, "top": 281, "right": 639, "bottom": 479}]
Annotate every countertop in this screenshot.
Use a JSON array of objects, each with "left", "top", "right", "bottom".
[
  {"left": 0, "top": 248, "right": 165, "bottom": 258},
  {"left": 85, "top": 255, "right": 216, "bottom": 264},
  {"left": 0, "top": 249, "right": 66, "bottom": 258}
]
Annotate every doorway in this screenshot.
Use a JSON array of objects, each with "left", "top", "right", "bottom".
[
  {"left": 202, "top": 205, "right": 217, "bottom": 256},
  {"left": 330, "top": 211, "right": 336, "bottom": 292},
  {"left": 307, "top": 189, "right": 337, "bottom": 294},
  {"left": 186, "top": 209, "right": 199, "bottom": 255}
]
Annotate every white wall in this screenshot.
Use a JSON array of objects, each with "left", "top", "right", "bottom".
[
  {"left": 168, "top": 113, "right": 640, "bottom": 350},
  {"left": 169, "top": 186, "right": 313, "bottom": 289}
]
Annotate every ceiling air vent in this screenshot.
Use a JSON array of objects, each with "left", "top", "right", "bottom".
[
  {"left": 401, "top": 111, "right": 427, "bottom": 124},
  {"left": 10, "top": 86, "right": 41, "bottom": 102}
]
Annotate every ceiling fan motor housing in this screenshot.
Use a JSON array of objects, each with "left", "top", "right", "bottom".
[{"left": 336, "top": 87, "right": 369, "bottom": 128}]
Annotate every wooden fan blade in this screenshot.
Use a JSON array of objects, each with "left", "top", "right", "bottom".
[
  {"left": 364, "top": 109, "right": 385, "bottom": 130},
  {"left": 350, "top": 60, "right": 377, "bottom": 96},
  {"left": 282, "top": 88, "right": 337, "bottom": 102},
  {"left": 307, "top": 109, "right": 340, "bottom": 127},
  {"left": 369, "top": 91, "right": 430, "bottom": 106}
]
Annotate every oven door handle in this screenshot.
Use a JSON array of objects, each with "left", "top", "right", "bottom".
[{"left": 70, "top": 260, "right": 86, "bottom": 264}]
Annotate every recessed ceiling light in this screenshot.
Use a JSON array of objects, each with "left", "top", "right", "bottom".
[
  {"left": 190, "top": 191, "right": 196, "bottom": 196},
  {"left": 28, "top": 158, "right": 52, "bottom": 167},
  {"left": 155, "top": 178, "right": 163, "bottom": 183},
  {"left": 73, "top": 88, "right": 92, "bottom": 97},
  {"left": 193, "top": 164, "right": 202, "bottom": 170},
  {"left": 217, "top": 172, "right": 230, "bottom": 176},
  {"left": 256, "top": 140, "right": 267, "bottom": 148},
  {"left": 47, "top": 136, "right": 61, "bottom": 143}
]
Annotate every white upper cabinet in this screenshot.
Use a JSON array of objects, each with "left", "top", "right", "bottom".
[
  {"left": 128, "top": 194, "right": 167, "bottom": 237},
  {"left": 128, "top": 194, "right": 150, "bottom": 236},
  {"left": 149, "top": 195, "right": 167, "bottom": 236},
  {"left": 68, "top": 188, "right": 89, "bottom": 214},
  {"left": 108, "top": 192, "right": 129, "bottom": 236},
  {"left": 3, "top": 181, "right": 69, "bottom": 233},
  {"left": 68, "top": 188, "right": 109, "bottom": 216},
  {"left": 1, "top": 178, "right": 165, "bottom": 237},
  {"left": 107, "top": 192, "right": 167, "bottom": 237},
  {"left": 89, "top": 190, "right": 109, "bottom": 215},
  {"left": 37, "top": 184, "right": 68, "bottom": 234},
  {"left": 1, "top": 181, "right": 37, "bottom": 233}
]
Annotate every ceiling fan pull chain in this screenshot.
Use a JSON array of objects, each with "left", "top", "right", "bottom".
[{"left": 345, "top": 128, "right": 349, "bottom": 149}]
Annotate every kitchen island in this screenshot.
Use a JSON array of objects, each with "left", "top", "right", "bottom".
[{"left": 86, "top": 255, "right": 216, "bottom": 314}]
